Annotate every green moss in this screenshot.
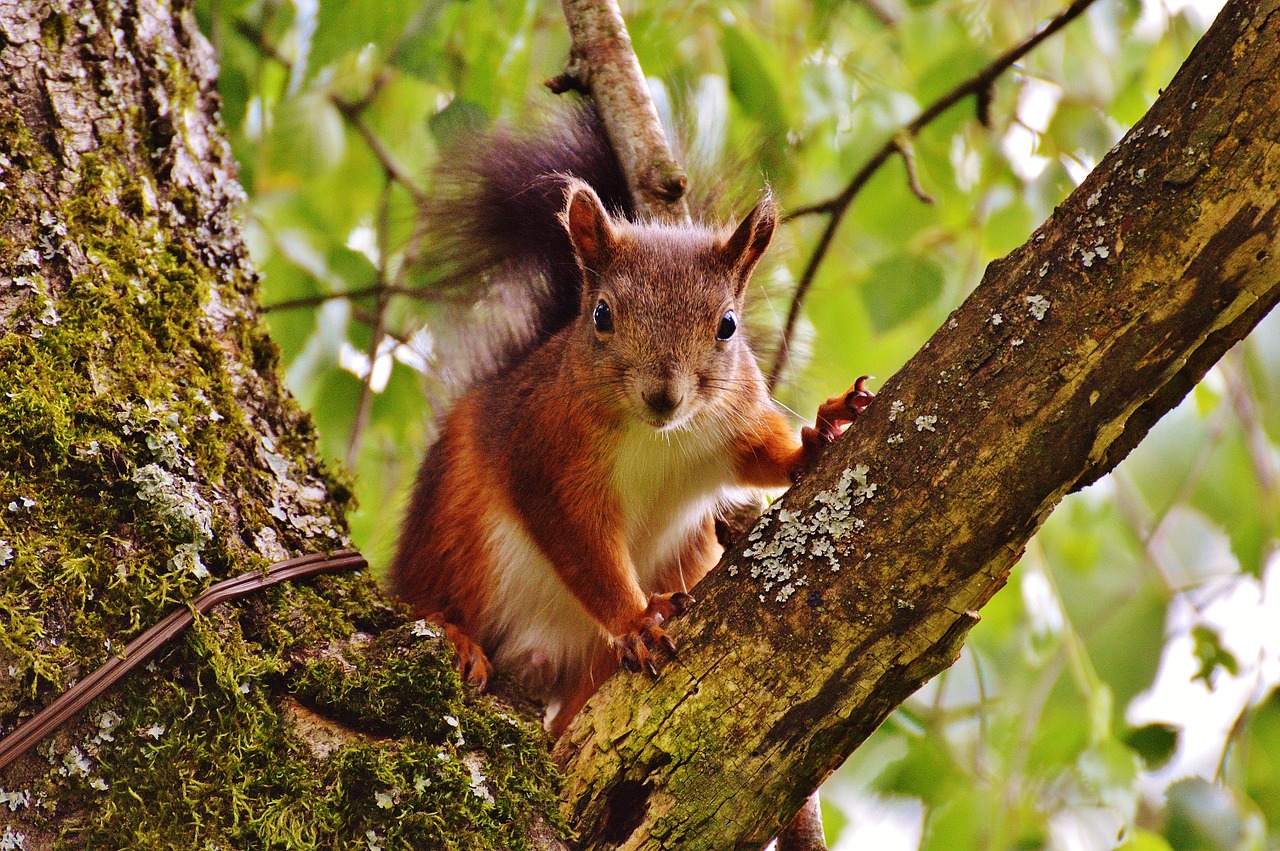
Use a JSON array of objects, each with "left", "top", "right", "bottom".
[
  {"left": 1, "top": 98, "right": 560, "bottom": 849},
  {"left": 288, "top": 623, "right": 564, "bottom": 849}
]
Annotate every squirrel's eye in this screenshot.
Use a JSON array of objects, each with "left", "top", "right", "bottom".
[
  {"left": 593, "top": 300, "right": 614, "bottom": 334},
  {"left": 716, "top": 310, "right": 737, "bottom": 341}
]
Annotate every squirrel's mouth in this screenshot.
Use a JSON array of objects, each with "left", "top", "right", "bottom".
[
  {"left": 639, "top": 404, "right": 696, "bottom": 433},
  {"left": 633, "top": 377, "right": 697, "bottom": 431}
]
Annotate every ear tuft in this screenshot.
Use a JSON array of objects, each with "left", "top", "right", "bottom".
[
  {"left": 561, "top": 178, "right": 617, "bottom": 278},
  {"left": 720, "top": 191, "right": 778, "bottom": 289}
]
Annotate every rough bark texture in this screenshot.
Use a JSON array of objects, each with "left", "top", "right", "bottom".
[
  {"left": 555, "top": 1, "right": 1280, "bottom": 847},
  {"left": 0, "top": 1, "right": 560, "bottom": 847},
  {"left": 555, "top": 0, "right": 690, "bottom": 222}
]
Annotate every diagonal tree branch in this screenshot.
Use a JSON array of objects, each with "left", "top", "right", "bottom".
[
  {"left": 552, "top": 0, "right": 690, "bottom": 222},
  {"left": 556, "top": 1, "right": 1280, "bottom": 846},
  {"left": 768, "top": 0, "right": 1100, "bottom": 389}
]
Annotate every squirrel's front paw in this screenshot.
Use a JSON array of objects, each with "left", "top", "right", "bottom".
[
  {"left": 610, "top": 593, "right": 692, "bottom": 676},
  {"left": 815, "top": 375, "right": 875, "bottom": 439},
  {"left": 793, "top": 376, "right": 875, "bottom": 482}
]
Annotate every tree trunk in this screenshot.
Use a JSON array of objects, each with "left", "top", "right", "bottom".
[
  {"left": 0, "top": 1, "right": 560, "bottom": 848},
  {"left": 554, "top": 1, "right": 1280, "bottom": 846},
  {"left": 4, "top": 0, "right": 1278, "bottom": 848}
]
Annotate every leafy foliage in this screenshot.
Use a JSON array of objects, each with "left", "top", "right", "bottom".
[{"left": 198, "top": 0, "right": 1279, "bottom": 846}]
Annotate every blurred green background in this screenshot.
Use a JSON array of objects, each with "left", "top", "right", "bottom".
[{"left": 196, "top": 0, "right": 1278, "bottom": 846}]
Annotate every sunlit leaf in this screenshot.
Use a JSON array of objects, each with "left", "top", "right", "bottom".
[
  {"left": 309, "top": 0, "right": 423, "bottom": 74},
  {"left": 1245, "top": 690, "right": 1280, "bottom": 832},
  {"left": 863, "top": 252, "right": 946, "bottom": 332},
  {"left": 1163, "top": 778, "right": 1252, "bottom": 851}
]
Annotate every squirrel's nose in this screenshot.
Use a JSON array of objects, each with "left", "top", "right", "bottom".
[{"left": 643, "top": 388, "right": 679, "bottom": 417}]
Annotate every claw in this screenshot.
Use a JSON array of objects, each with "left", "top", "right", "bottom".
[
  {"left": 847, "top": 375, "right": 875, "bottom": 414},
  {"left": 438, "top": 622, "right": 492, "bottom": 691},
  {"left": 793, "top": 376, "right": 876, "bottom": 481},
  {"left": 612, "top": 594, "right": 689, "bottom": 678},
  {"left": 668, "top": 591, "right": 695, "bottom": 614}
]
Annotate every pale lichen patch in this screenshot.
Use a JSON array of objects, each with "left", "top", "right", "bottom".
[
  {"left": 739, "top": 465, "right": 878, "bottom": 602},
  {"left": 1026, "top": 294, "right": 1050, "bottom": 320}
]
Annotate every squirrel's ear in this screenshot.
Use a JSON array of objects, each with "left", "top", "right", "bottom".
[
  {"left": 562, "top": 180, "right": 616, "bottom": 282},
  {"left": 720, "top": 192, "right": 777, "bottom": 293}
]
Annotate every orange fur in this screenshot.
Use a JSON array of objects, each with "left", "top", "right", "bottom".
[{"left": 390, "top": 179, "right": 869, "bottom": 735}]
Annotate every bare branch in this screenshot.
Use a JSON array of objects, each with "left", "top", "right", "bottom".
[
  {"left": 329, "top": 91, "right": 431, "bottom": 207},
  {"left": 555, "top": 0, "right": 690, "bottom": 221},
  {"left": 857, "top": 0, "right": 901, "bottom": 27},
  {"left": 769, "top": 0, "right": 1100, "bottom": 389},
  {"left": 345, "top": 182, "right": 395, "bottom": 468}
]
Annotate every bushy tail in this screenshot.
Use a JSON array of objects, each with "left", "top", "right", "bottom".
[{"left": 419, "top": 103, "right": 632, "bottom": 387}]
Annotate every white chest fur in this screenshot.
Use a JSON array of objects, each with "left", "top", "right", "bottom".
[
  {"left": 481, "top": 418, "right": 739, "bottom": 680},
  {"left": 610, "top": 421, "right": 736, "bottom": 584}
]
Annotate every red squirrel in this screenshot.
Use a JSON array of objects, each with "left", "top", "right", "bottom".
[{"left": 390, "top": 107, "right": 871, "bottom": 736}]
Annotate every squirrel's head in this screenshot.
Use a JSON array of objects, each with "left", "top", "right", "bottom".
[{"left": 560, "top": 178, "right": 776, "bottom": 431}]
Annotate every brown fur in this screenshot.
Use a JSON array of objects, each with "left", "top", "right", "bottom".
[{"left": 391, "top": 178, "right": 869, "bottom": 735}]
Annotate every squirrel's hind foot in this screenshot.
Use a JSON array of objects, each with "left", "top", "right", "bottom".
[
  {"left": 438, "top": 621, "right": 493, "bottom": 690},
  {"left": 610, "top": 592, "right": 694, "bottom": 676}
]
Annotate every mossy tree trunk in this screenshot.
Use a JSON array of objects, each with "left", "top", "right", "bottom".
[
  {"left": 554, "top": 1, "right": 1280, "bottom": 847},
  {"left": 0, "top": 1, "right": 561, "bottom": 848},
  {"left": 3, "top": 0, "right": 1278, "bottom": 850}
]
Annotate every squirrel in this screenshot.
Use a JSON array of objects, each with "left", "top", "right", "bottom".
[{"left": 390, "top": 105, "right": 872, "bottom": 737}]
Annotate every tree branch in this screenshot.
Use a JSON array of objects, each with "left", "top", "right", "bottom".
[
  {"left": 553, "top": 0, "right": 690, "bottom": 222},
  {"left": 768, "top": 0, "right": 1100, "bottom": 389},
  {"left": 557, "top": 2, "right": 1280, "bottom": 846},
  {"left": 232, "top": 18, "right": 429, "bottom": 206}
]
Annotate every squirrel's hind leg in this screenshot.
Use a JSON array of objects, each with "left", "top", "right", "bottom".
[
  {"left": 546, "top": 646, "right": 619, "bottom": 739},
  {"left": 423, "top": 613, "right": 493, "bottom": 690}
]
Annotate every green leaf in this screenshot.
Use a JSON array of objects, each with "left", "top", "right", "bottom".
[
  {"left": 862, "top": 253, "right": 945, "bottom": 332},
  {"left": 1163, "top": 777, "right": 1251, "bottom": 850},
  {"left": 920, "top": 791, "right": 987, "bottom": 851},
  {"left": 429, "top": 98, "right": 491, "bottom": 148},
  {"left": 876, "top": 733, "right": 963, "bottom": 806},
  {"left": 261, "top": 92, "right": 346, "bottom": 182},
  {"left": 309, "top": 0, "right": 423, "bottom": 73},
  {"left": 308, "top": 366, "right": 365, "bottom": 465},
  {"left": 1190, "top": 625, "right": 1240, "bottom": 686},
  {"left": 1124, "top": 724, "right": 1179, "bottom": 771},
  {"left": 719, "top": 19, "right": 792, "bottom": 178},
  {"left": 1116, "top": 829, "right": 1175, "bottom": 851},
  {"left": 1244, "top": 690, "right": 1280, "bottom": 832}
]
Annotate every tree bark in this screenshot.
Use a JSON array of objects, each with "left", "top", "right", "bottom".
[
  {"left": 0, "top": 1, "right": 560, "bottom": 847},
  {"left": 553, "top": 0, "right": 690, "bottom": 222},
  {"left": 554, "top": 1, "right": 1280, "bottom": 846}
]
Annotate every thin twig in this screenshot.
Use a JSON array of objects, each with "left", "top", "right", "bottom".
[
  {"left": 346, "top": 182, "right": 395, "bottom": 468},
  {"left": 893, "top": 133, "right": 935, "bottom": 205},
  {"left": 857, "top": 0, "right": 901, "bottom": 27},
  {"left": 233, "top": 17, "right": 429, "bottom": 206},
  {"left": 262, "top": 284, "right": 451, "bottom": 313},
  {"left": 768, "top": 0, "right": 1099, "bottom": 389},
  {"left": 329, "top": 91, "right": 430, "bottom": 206},
  {"left": 232, "top": 17, "right": 291, "bottom": 69}
]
